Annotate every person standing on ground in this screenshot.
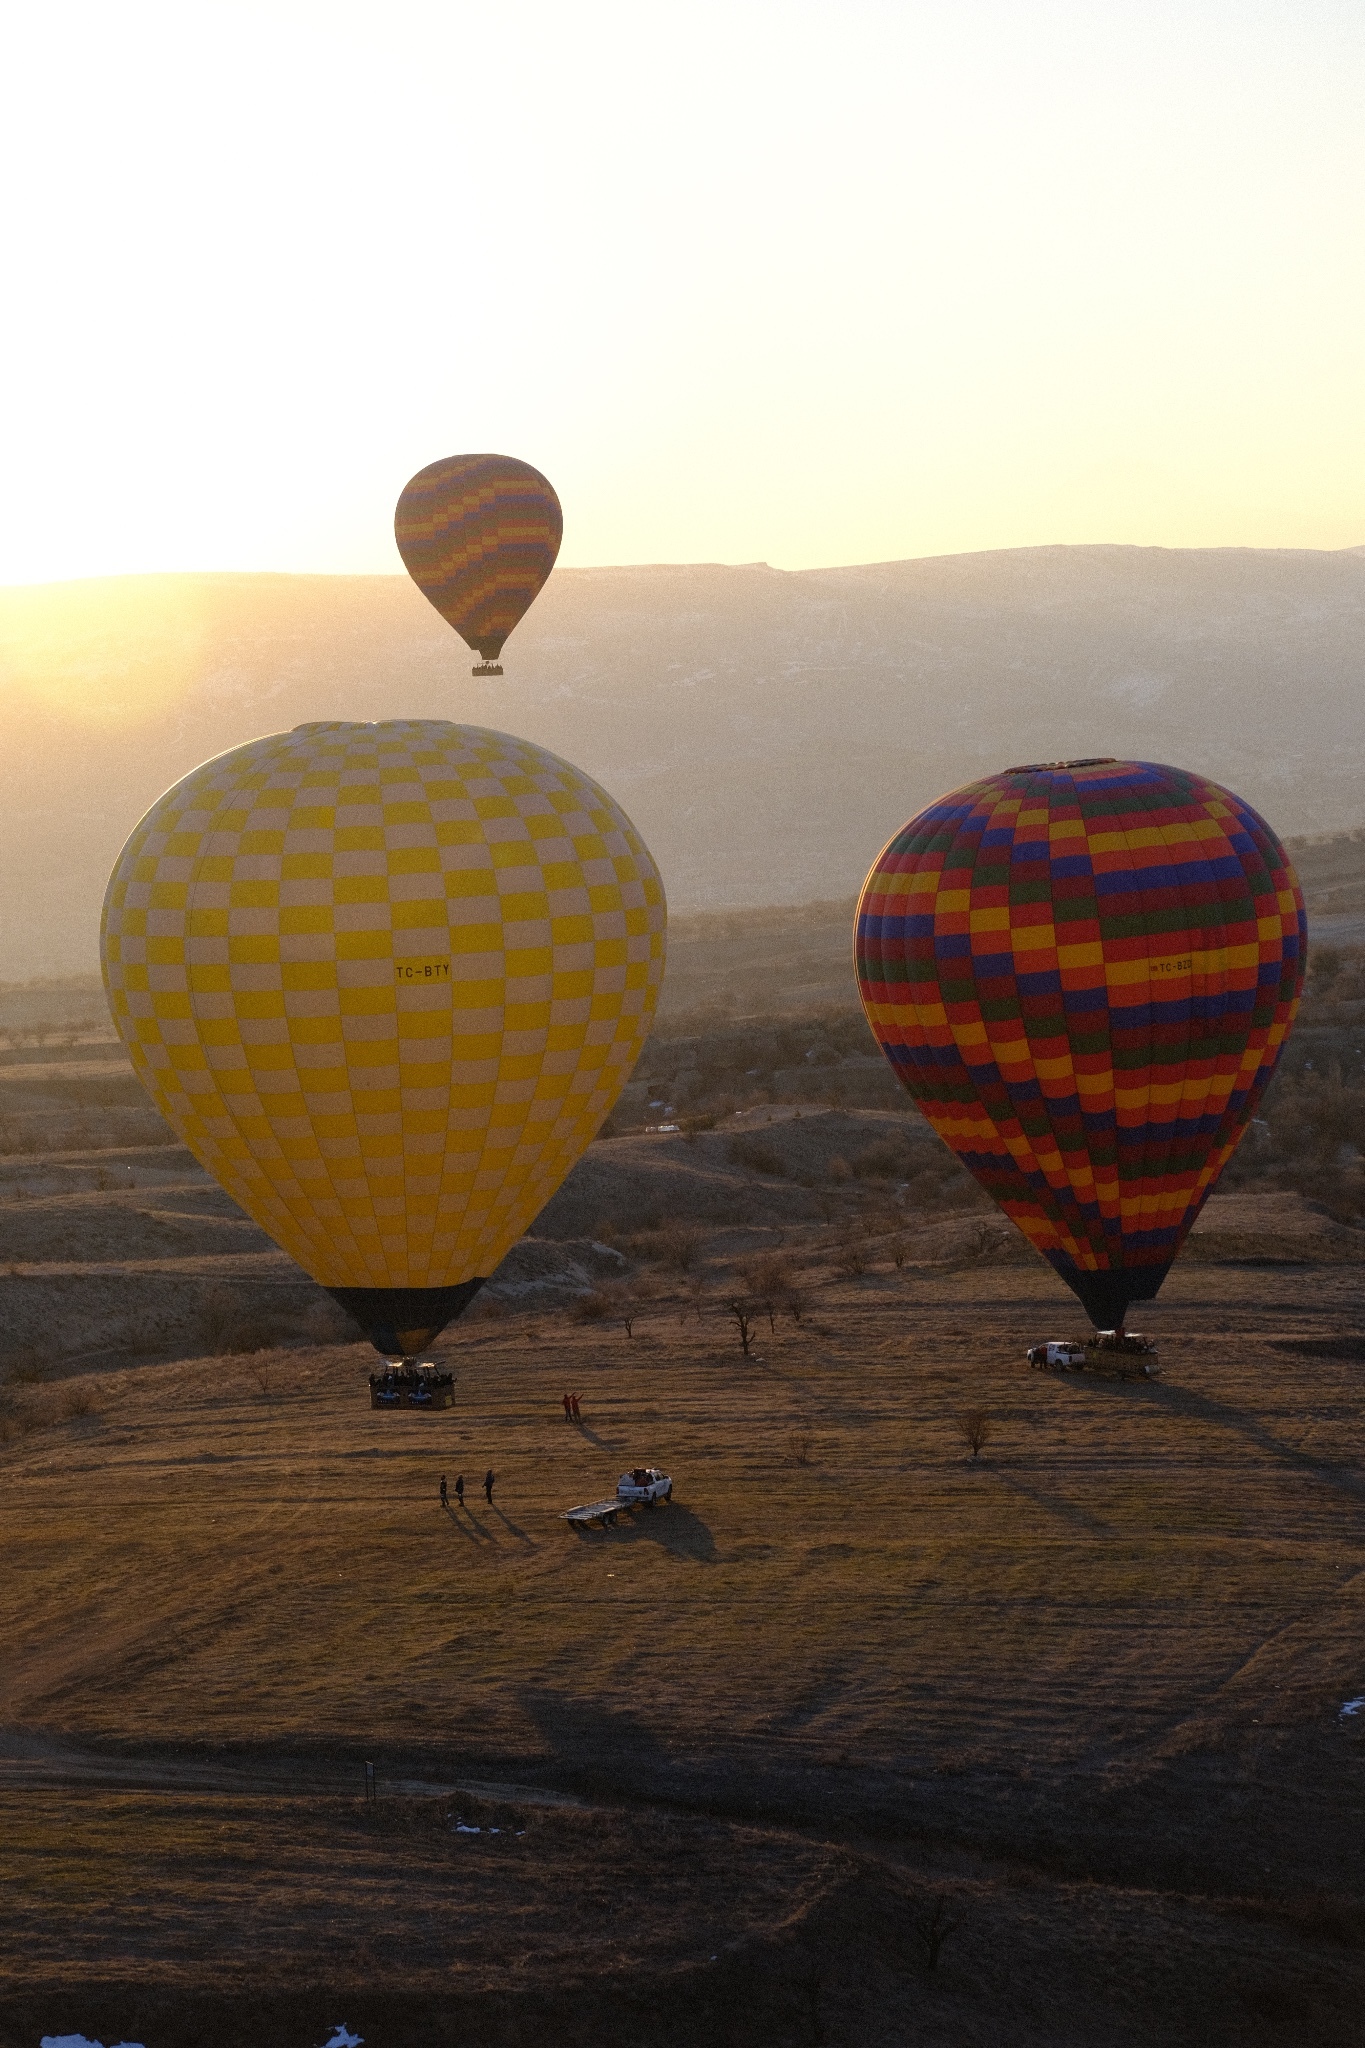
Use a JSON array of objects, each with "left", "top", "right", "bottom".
[
  {"left": 570, "top": 1392, "right": 582, "bottom": 1423},
  {"left": 454, "top": 1473, "right": 464, "bottom": 1506},
  {"left": 439, "top": 1474, "right": 449, "bottom": 1509},
  {"left": 562, "top": 1391, "right": 573, "bottom": 1423},
  {"left": 484, "top": 1468, "right": 495, "bottom": 1504}
]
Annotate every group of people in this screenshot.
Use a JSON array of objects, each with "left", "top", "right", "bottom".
[
  {"left": 561, "top": 1390, "right": 584, "bottom": 1423},
  {"left": 439, "top": 1470, "right": 494, "bottom": 1509}
]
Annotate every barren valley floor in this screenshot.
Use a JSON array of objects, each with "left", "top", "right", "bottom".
[
  {"left": 3, "top": 1242, "right": 1365, "bottom": 2042},
  {"left": 1, "top": 1003, "right": 1364, "bottom": 2044}
]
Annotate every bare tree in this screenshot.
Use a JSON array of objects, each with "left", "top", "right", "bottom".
[
  {"left": 955, "top": 1408, "right": 993, "bottom": 1460},
  {"left": 725, "top": 1297, "right": 757, "bottom": 1356},
  {"left": 619, "top": 1293, "right": 644, "bottom": 1337},
  {"left": 914, "top": 1894, "right": 960, "bottom": 1973}
]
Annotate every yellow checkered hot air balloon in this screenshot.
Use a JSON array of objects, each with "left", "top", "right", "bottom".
[{"left": 101, "top": 719, "right": 666, "bottom": 1355}]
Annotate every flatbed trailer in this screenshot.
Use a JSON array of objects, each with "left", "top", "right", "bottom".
[{"left": 562, "top": 1498, "right": 632, "bottom": 1527}]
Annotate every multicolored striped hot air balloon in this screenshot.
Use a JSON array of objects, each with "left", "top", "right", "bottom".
[
  {"left": 101, "top": 720, "right": 665, "bottom": 1358},
  {"left": 395, "top": 454, "right": 562, "bottom": 675},
  {"left": 855, "top": 759, "right": 1306, "bottom": 1330}
]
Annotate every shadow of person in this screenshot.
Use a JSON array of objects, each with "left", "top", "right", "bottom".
[
  {"left": 575, "top": 1424, "right": 626, "bottom": 1450},
  {"left": 442, "top": 1504, "right": 479, "bottom": 1541},
  {"left": 489, "top": 1503, "right": 536, "bottom": 1546}
]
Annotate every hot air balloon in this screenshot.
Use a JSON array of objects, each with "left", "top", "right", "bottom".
[
  {"left": 101, "top": 720, "right": 665, "bottom": 1357},
  {"left": 855, "top": 758, "right": 1305, "bottom": 1331},
  {"left": 395, "top": 454, "right": 562, "bottom": 676}
]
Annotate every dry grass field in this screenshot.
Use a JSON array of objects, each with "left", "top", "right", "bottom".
[
  {"left": 2, "top": 961, "right": 1365, "bottom": 2044},
  {"left": 3, "top": 1197, "right": 1365, "bottom": 2043}
]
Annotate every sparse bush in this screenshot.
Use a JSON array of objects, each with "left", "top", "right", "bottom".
[
  {"left": 680, "top": 1273, "right": 707, "bottom": 1323},
  {"left": 572, "top": 1289, "right": 613, "bottom": 1323},
  {"left": 890, "top": 1237, "right": 908, "bottom": 1268},
  {"left": 827, "top": 1154, "right": 852, "bottom": 1183},
  {"left": 955, "top": 1409, "right": 993, "bottom": 1460},
  {"left": 740, "top": 1251, "right": 794, "bottom": 1295},
  {"left": 852, "top": 1136, "right": 911, "bottom": 1180},
  {"left": 787, "top": 1428, "right": 813, "bottom": 1466},
  {"left": 4, "top": 1350, "right": 47, "bottom": 1386},
  {"left": 60, "top": 1382, "right": 96, "bottom": 1419},
  {"left": 728, "top": 1136, "right": 786, "bottom": 1177},
  {"left": 656, "top": 1223, "right": 704, "bottom": 1272},
  {"left": 834, "top": 1240, "right": 867, "bottom": 1278}
]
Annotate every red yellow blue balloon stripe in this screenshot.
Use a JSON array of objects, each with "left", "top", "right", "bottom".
[{"left": 855, "top": 758, "right": 1306, "bottom": 1329}]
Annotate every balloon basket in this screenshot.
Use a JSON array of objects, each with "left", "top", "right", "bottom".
[
  {"left": 368, "top": 1362, "right": 455, "bottom": 1411},
  {"left": 471, "top": 662, "right": 504, "bottom": 676}
]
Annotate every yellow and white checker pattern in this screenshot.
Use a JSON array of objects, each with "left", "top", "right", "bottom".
[{"left": 101, "top": 721, "right": 667, "bottom": 1290}]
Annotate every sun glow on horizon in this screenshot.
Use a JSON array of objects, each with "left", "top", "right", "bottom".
[{"left": 2, "top": 0, "right": 1363, "bottom": 586}]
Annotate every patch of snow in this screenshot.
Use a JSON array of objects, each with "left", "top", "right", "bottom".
[
  {"left": 321, "top": 2030, "right": 363, "bottom": 2048},
  {"left": 1340, "top": 1696, "right": 1365, "bottom": 1718},
  {"left": 455, "top": 1822, "right": 481, "bottom": 1833}
]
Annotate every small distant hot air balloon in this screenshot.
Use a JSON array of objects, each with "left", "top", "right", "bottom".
[
  {"left": 395, "top": 454, "right": 562, "bottom": 676},
  {"left": 102, "top": 720, "right": 665, "bottom": 1357},
  {"left": 855, "top": 759, "right": 1305, "bottom": 1331}
]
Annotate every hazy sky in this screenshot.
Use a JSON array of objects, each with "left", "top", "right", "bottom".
[{"left": 3, "top": 0, "right": 1362, "bottom": 583}]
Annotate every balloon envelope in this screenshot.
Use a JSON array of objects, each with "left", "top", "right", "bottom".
[
  {"left": 394, "top": 453, "right": 562, "bottom": 665},
  {"left": 855, "top": 758, "right": 1305, "bottom": 1328},
  {"left": 102, "top": 720, "right": 665, "bottom": 1353}
]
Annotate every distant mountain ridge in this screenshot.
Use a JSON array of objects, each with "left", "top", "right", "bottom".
[{"left": 2, "top": 542, "right": 1363, "bottom": 976}]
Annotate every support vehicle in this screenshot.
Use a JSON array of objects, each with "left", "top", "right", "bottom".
[
  {"left": 616, "top": 1466, "right": 673, "bottom": 1504},
  {"left": 1026, "top": 1335, "right": 1159, "bottom": 1379},
  {"left": 561, "top": 1467, "right": 674, "bottom": 1528},
  {"left": 1026, "top": 1340, "right": 1088, "bottom": 1370}
]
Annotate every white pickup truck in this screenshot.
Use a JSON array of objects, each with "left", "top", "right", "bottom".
[
  {"left": 1027, "top": 1340, "right": 1088, "bottom": 1369},
  {"left": 616, "top": 1466, "right": 673, "bottom": 1505},
  {"left": 561, "top": 1467, "right": 675, "bottom": 1528}
]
